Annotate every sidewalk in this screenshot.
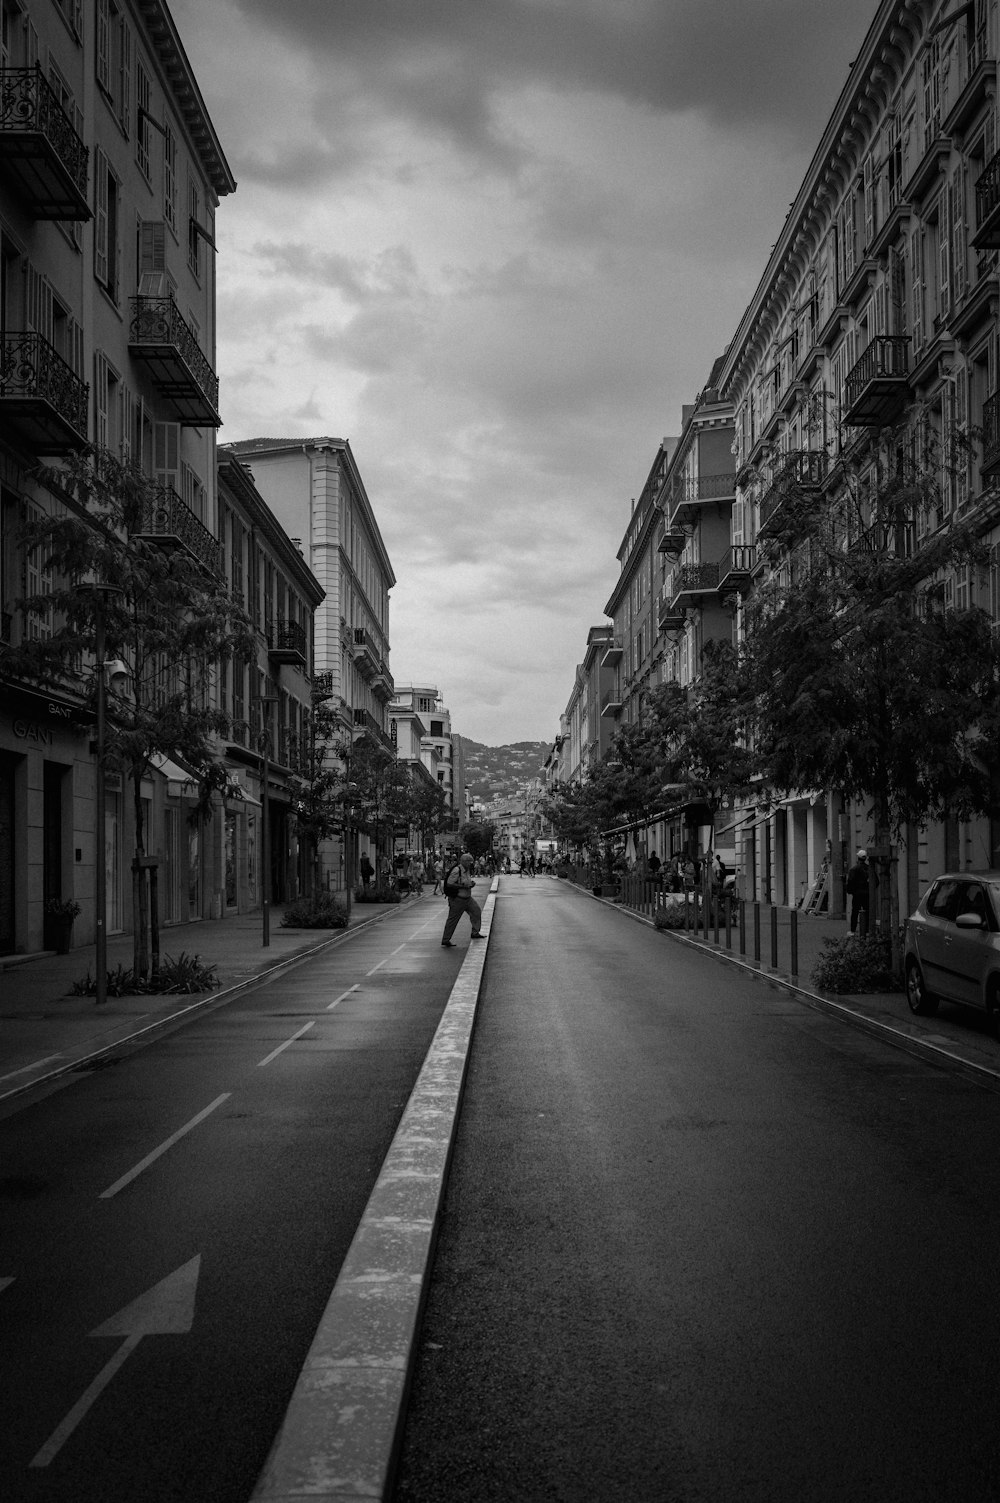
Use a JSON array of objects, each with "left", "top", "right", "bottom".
[{"left": 0, "top": 893, "right": 421, "bottom": 1101}]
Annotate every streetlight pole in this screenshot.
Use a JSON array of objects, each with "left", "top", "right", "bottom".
[
  {"left": 259, "top": 695, "right": 279, "bottom": 947},
  {"left": 78, "top": 583, "right": 123, "bottom": 1010}
]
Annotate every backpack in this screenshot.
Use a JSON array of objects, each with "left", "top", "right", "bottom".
[{"left": 443, "top": 863, "right": 462, "bottom": 898}]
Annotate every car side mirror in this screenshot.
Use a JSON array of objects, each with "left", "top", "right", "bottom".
[{"left": 955, "top": 911, "right": 987, "bottom": 929}]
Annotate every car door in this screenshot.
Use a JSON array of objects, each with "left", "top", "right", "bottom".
[
  {"left": 946, "top": 879, "right": 997, "bottom": 1010},
  {"left": 915, "top": 878, "right": 961, "bottom": 1001}
]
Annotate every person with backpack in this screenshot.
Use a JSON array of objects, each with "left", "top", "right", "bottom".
[{"left": 441, "top": 853, "right": 484, "bottom": 947}]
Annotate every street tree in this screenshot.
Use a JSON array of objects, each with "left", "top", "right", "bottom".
[
  {"left": 459, "top": 820, "right": 495, "bottom": 859},
  {"left": 350, "top": 734, "right": 414, "bottom": 865},
  {"left": 741, "top": 423, "right": 1000, "bottom": 959},
  {"left": 6, "top": 449, "right": 256, "bottom": 978}
]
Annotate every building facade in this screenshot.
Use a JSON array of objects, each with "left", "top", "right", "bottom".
[
  {"left": 718, "top": 0, "right": 1000, "bottom": 913},
  {"left": 0, "top": 0, "right": 234, "bottom": 954}
]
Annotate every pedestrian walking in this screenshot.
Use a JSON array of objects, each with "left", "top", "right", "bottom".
[
  {"left": 441, "top": 854, "right": 484, "bottom": 947},
  {"left": 847, "top": 848, "right": 873, "bottom": 935},
  {"left": 432, "top": 857, "right": 444, "bottom": 895},
  {"left": 359, "top": 853, "right": 374, "bottom": 890}
]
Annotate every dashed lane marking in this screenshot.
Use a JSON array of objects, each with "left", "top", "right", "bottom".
[
  {"left": 327, "top": 984, "right": 360, "bottom": 1011},
  {"left": 98, "top": 1094, "right": 231, "bottom": 1200},
  {"left": 257, "top": 1022, "right": 316, "bottom": 1067}
]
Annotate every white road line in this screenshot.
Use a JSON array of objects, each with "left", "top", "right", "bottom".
[
  {"left": 30, "top": 1332, "right": 141, "bottom": 1467},
  {"left": 408, "top": 919, "right": 434, "bottom": 939},
  {"left": 257, "top": 1022, "right": 315, "bottom": 1067},
  {"left": 0, "top": 1054, "right": 63, "bottom": 1083},
  {"left": 98, "top": 1093, "right": 231, "bottom": 1200},
  {"left": 366, "top": 940, "right": 408, "bottom": 976},
  {"left": 327, "top": 984, "right": 359, "bottom": 1012},
  {"left": 0, "top": 1277, "right": 14, "bottom": 1294}
]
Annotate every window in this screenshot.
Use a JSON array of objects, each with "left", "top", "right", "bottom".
[
  {"left": 922, "top": 36, "right": 942, "bottom": 151},
  {"left": 181, "top": 461, "right": 206, "bottom": 523},
  {"left": 96, "top": 0, "right": 131, "bottom": 133},
  {"left": 136, "top": 60, "right": 151, "bottom": 179},
  {"left": 164, "top": 124, "right": 177, "bottom": 232},
  {"left": 188, "top": 178, "right": 202, "bottom": 278},
  {"left": 22, "top": 502, "right": 54, "bottom": 641},
  {"left": 93, "top": 147, "right": 121, "bottom": 301},
  {"left": 153, "top": 420, "right": 179, "bottom": 492}
]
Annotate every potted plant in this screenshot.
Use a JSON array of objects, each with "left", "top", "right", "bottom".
[{"left": 44, "top": 897, "right": 81, "bottom": 955}]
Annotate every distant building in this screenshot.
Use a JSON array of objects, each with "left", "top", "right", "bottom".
[
  {"left": 223, "top": 438, "right": 395, "bottom": 750},
  {"left": 390, "top": 685, "right": 458, "bottom": 830}
]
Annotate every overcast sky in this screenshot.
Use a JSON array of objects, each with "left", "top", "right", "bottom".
[{"left": 171, "top": 0, "right": 875, "bottom": 746}]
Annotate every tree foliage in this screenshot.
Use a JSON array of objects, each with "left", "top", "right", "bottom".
[{"left": 5, "top": 450, "right": 256, "bottom": 975}]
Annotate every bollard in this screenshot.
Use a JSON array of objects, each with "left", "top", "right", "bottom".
[
  {"left": 725, "top": 895, "right": 732, "bottom": 951},
  {"left": 739, "top": 898, "right": 746, "bottom": 955},
  {"left": 770, "top": 906, "right": 778, "bottom": 968},
  {"left": 790, "top": 908, "right": 798, "bottom": 977},
  {"left": 713, "top": 891, "right": 720, "bottom": 944},
  {"left": 753, "top": 901, "right": 761, "bottom": 963}
]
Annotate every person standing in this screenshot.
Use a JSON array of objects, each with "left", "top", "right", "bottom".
[
  {"left": 441, "top": 854, "right": 484, "bottom": 947},
  {"left": 359, "top": 853, "right": 374, "bottom": 890},
  {"left": 846, "top": 848, "right": 872, "bottom": 935}
]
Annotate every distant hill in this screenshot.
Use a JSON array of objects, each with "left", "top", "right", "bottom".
[{"left": 459, "top": 739, "right": 549, "bottom": 801}]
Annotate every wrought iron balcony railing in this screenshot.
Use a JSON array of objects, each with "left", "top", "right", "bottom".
[
  {"left": 982, "top": 390, "right": 1000, "bottom": 477},
  {"left": 136, "top": 483, "right": 222, "bottom": 576},
  {"left": 758, "top": 450, "right": 829, "bottom": 537},
  {"left": 975, "top": 145, "right": 1000, "bottom": 250},
  {"left": 0, "top": 65, "right": 90, "bottom": 218},
  {"left": 0, "top": 330, "right": 89, "bottom": 452},
  {"left": 128, "top": 294, "right": 221, "bottom": 426},
  {"left": 268, "top": 617, "right": 307, "bottom": 667},
  {"left": 718, "top": 544, "right": 758, "bottom": 593},
  {"left": 842, "top": 335, "right": 910, "bottom": 427}
]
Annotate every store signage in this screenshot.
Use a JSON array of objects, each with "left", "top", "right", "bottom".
[{"left": 12, "top": 718, "right": 54, "bottom": 745}]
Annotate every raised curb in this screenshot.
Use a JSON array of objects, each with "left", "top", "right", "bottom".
[{"left": 249, "top": 882, "right": 497, "bottom": 1503}]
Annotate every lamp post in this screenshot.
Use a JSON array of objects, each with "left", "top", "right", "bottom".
[
  {"left": 77, "top": 583, "right": 123, "bottom": 1009},
  {"left": 259, "top": 694, "right": 279, "bottom": 947}
]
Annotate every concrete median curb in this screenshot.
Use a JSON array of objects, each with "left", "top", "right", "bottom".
[{"left": 249, "top": 885, "right": 496, "bottom": 1503}]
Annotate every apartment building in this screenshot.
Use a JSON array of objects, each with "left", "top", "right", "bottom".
[
  {"left": 601, "top": 442, "right": 672, "bottom": 729},
  {"left": 216, "top": 452, "right": 324, "bottom": 911},
  {"left": 392, "top": 685, "right": 456, "bottom": 820},
  {"left": 224, "top": 439, "right": 395, "bottom": 749},
  {"left": 0, "top": 0, "right": 234, "bottom": 953},
  {"left": 718, "top": 0, "right": 1000, "bottom": 911}
]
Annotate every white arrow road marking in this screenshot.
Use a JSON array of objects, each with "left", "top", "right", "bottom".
[
  {"left": 257, "top": 1021, "right": 315, "bottom": 1067},
  {"left": 327, "top": 983, "right": 359, "bottom": 1011},
  {"left": 99, "top": 1094, "right": 231, "bottom": 1199},
  {"left": 29, "top": 1256, "right": 201, "bottom": 1468}
]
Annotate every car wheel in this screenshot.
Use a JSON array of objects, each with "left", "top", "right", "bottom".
[{"left": 905, "top": 958, "right": 938, "bottom": 1015}]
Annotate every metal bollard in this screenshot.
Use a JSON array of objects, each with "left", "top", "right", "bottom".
[
  {"left": 713, "top": 891, "right": 720, "bottom": 944},
  {"left": 753, "top": 901, "right": 761, "bottom": 963},
  {"left": 725, "top": 895, "right": 732, "bottom": 950},
  {"left": 739, "top": 898, "right": 746, "bottom": 955},
  {"left": 790, "top": 908, "right": 798, "bottom": 977},
  {"left": 770, "top": 906, "right": 778, "bottom": 968}
]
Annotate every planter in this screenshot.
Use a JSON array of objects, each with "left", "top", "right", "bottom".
[
  {"left": 600, "top": 883, "right": 619, "bottom": 897},
  {"left": 45, "top": 917, "right": 74, "bottom": 954}
]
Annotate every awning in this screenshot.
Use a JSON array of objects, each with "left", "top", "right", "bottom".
[{"left": 149, "top": 753, "right": 198, "bottom": 797}]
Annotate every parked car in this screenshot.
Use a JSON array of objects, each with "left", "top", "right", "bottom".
[{"left": 903, "top": 872, "right": 1000, "bottom": 1026}]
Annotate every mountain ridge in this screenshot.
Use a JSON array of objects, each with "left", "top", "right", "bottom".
[{"left": 458, "top": 738, "right": 549, "bottom": 802}]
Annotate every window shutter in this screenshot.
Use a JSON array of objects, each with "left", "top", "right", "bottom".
[
  {"left": 951, "top": 165, "right": 966, "bottom": 304},
  {"left": 94, "top": 350, "right": 108, "bottom": 449},
  {"left": 956, "top": 364, "right": 969, "bottom": 511},
  {"left": 94, "top": 147, "right": 108, "bottom": 287},
  {"left": 153, "top": 421, "right": 179, "bottom": 492},
  {"left": 910, "top": 226, "right": 924, "bottom": 353},
  {"left": 96, "top": 0, "right": 109, "bottom": 92}
]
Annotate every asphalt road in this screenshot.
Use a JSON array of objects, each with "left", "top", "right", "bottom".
[
  {"left": 0, "top": 903, "right": 459, "bottom": 1503},
  {"left": 394, "top": 877, "right": 1000, "bottom": 1503}
]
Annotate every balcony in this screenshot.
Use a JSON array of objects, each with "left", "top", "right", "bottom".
[
  {"left": 673, "top": 561, "right": 720, "bottom": 604},
  {"left": 718, "top": 544, "right": 757, "bottom": 595},
  {"left": 311, "top": 671, "right": 334, "bottom": 700},
  {"left": 974, "top": 145, "right": 1000, "bottom": 249},
  {"left": 135, "top": 484, "right": 222, "bottom": 576},
  {"left": 842, "top": 337, "right": 910, "bottom": 427},
  {"left": 0, "top": 331, "right": 88, "bottom": 453},
  {"left": 669, "top": 471, "right": 737, "bottom": 522},
  {"left": 268, "top": 618, "right": 307, "bottom": 668},
  {"left": 128, "top": 294, "right": 221, "bottom": 426},
  {"left": 982, "top": 390, "right": 1000, "bottom": 478},
  {"left": 353, "top": 626, "right": 381, "bottom": 681},
  {"left": 372, "top": 664, "right": 395, "bottom": 703},
  {"left": 353, "top": 705, "right": 395, "bottom": 751},
  {"left": 657, "top": 582, "right": 686, "bottom": 632},
  {"left": 600, "top": 693, "right": 624, "bottom": 718},
  {"left": 0, "top": 66, "right": 90, "bottom": 219},
  {"left": 757, "top": 450, "right": 829, "bottom": 539},
  {"left": 601, "top": 638, "right": 624, "bottom": 667},
  {"left": 656, "top": 522, "right": 687, "bottom": 554}
]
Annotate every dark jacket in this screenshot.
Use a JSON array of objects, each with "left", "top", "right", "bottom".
[{"left": 846, "top": 861, "right": 870, "bottom": 897}]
